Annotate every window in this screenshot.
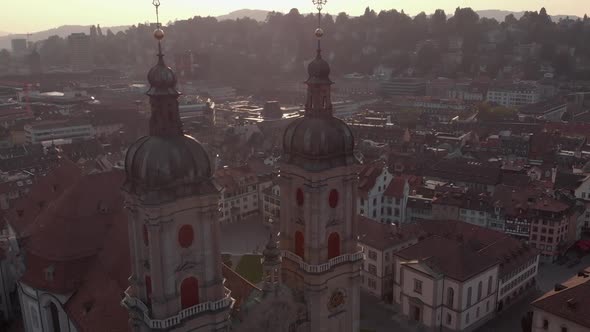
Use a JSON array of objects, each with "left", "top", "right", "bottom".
[
  {"left": 368, "top": 264, "right": 377, "bottom": 275},
  {"left": 328, "top": 233, "right": 340, "bottom": 259},
  {"left": 368, "top": 278, "right": 377, "bottom": 289},
  {"left": 562, "top": 327, "right": 568, "bottom": 332},
  {"left": 486, "top": 301, "right": 490, "bottom": 312},
  {"left": 368, "top": 250, "right": 377, "bottom": 260},
  {"left": 476, "top": 307, "right": 480, "bottom": 318},
  {"left": 295, "top": 231, "right": 304, "bottom": 258},
  {"left": 466, "top": 313, "right": 470, "bottom": 324},
  {"left": 543, "top": 319, "right": 549, "bottom": 330},
  {"left": 477, "top": 281, "right": 482, "bottom": 300},
  {"left": 180, "top": 277, "right": 200, "bottom": 309},
  {"left": 373, "top": 198, "right": 377, "bottom": 205},
  {"left": 385, "top": 252, "right": 390, "bottom": 262},
  {"left": 395, "top": 208, "right": 400, "bottom": 217},
  {"left": 487, "top": 276, "right": 493, "bottom": 295},
  {"left": 467, "top": 287, "right": 472, "bottom": 306},
  {"left": 447, "top": 288, "right": 454, "bottom": 307},
  {"left": 446, "top": 313, "right": 452, "bottom": 325},
  {"left": 414, "top": 279, "right": 422, "bottom": 294}
]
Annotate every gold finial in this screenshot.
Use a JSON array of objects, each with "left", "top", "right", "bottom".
[
  {"left": 312, "top": 0, "right": 327, "bottom": 55},
  {"left": 152, "top": 0, "right": 164, "bottom": 41}
]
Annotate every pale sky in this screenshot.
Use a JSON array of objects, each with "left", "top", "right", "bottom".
[{"left": 2, "top": 0, "right": 588, "bottom": 34}]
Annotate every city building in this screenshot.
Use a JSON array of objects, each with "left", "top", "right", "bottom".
[
  {"left": 518, "top": 99, "right": 568, "bottom": 122},
  {"left": 216, "top": 165, "right": 263, "bottom": 223},
  {"left": 68, "top": 33, "right": 92, "bottom": 71},
  {"left": 261, "top": 183, "right": 280, "bottom": 224},
  {"left": 486, "top": 82, "right": 540, "bottom": 108},
  {"left": 393, "top": 220, "right": 540, "bottom": 331},
  {"left": 531, "top": 268, "right": 590, "bottom": 332},
  {"left": 357, "top": 216, "right": 421, "bottom": 301},
  {"left": 358, "top": 161, "right": 393, "bottom": 222},
  {"left": 24, "top": 120, "right": 94, "bottom": 144},
  {"left": 381, "top": 77, "right": 426, "bottom": 98}
]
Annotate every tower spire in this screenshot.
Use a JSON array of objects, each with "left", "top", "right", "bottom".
[
  {"left": 313, "top": 0, "right": 326, "bottom": 57},
  {"left": 145, "top": 0, "right": 183, "bottom": 136},
  {"left": 305, "top": 0, "right": 333, "bottom": 117}
]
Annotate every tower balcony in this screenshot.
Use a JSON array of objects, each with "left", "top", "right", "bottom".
[
  {"left": 121, "top": 287, "right": 234, "bottom": 330},
  {"left": 282, "top": 248, "right": 364, "bottom": 274}
]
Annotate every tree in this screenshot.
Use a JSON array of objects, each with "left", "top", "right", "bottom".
[{"left": 504, "top": 13, "right": 518, "bottom": 26}]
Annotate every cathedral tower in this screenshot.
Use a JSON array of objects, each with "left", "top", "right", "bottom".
[
  {"left": 121, "top": 2, "right": 232, "bottom": 331},
  {"left": 279, "top": 1, "right": 363, "bottom": 331}
]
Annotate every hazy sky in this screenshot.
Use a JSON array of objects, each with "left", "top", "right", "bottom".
[{"left": 2, "top": 0, "right": 588, "bottom": 34}]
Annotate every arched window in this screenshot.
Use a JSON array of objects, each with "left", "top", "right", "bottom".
[
  {"left": 180, "top": 277, "right": 200, "bottom": 309},
  {"left": 328, "top": 233, "right": 340, "bottom": 259},
  {"left": 145, "top": 275, "right": 152, "bottom": 304},
  {"left": 295, "top": 231, "right": 304, "bottom": 258},
  {"left": 447, "top": 287, "right": 454, "bottom": 307},
  {"left": 143, "top": 224, "right": 149, "bottom": 246},
  {"left": 487, "top": 276, "right": 493, "bottom": 295},
  {"left": 49, "top": 302, "right": 60, "bottom": 332},
  {"left": 477, "top": 281, "right": 483, "bottom": 301},
  {"left": 446, "top": 313, "right": 452, "bottom": 325}
]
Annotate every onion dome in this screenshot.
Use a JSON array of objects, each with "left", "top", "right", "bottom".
[
  {"left": 123, "top": 135, "right": 214, "bottom": 203},
  {"left": 306, "top": 52, "right": 332, "bottom": 85},
  {"left": 283, "top": 116, "right": 356, "bottom": 172}
]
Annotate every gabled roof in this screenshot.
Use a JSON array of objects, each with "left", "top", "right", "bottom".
[
  {"left": 396, "top": 235, "right": 499, "bottom": 282},
  {"left": 532, "top": 268, "right": 590, "bottom": 328},
  {"left": 383, "top": 177, "right": 406, "bottom": 198},
  {"left": 358, "top": 162, "right": 386, "bottom": 196},
  {"left": 357, "top": 216, "right": 423, "bottom": 250}
]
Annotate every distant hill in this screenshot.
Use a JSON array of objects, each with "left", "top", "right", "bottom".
[
  {"left": 476, "top": 10, "right": 581, "bottom": 22},
  {"left": 0, "top": 25, "right": 129, "bottom": 51},
  {"left": 217, "top": 9, "right": 271, "bottom": 22}
]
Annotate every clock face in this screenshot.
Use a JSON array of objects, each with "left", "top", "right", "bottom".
[{"left": 327, "top": 289, "right": 347, "bottom": 312}]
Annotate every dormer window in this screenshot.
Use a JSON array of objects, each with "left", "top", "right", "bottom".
[{"left": 44, "top": 265, "right": 55, "bottom": 282}]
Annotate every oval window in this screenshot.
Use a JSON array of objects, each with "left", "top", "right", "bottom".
[
  {"left": 178, "top": 225, "right": 194, "bottom": 248},
  {"left": 296, "top": 188, "right": 304, "bottom": 206},
  {"left": 329, "top": 189, "right": 339, "bottom": 208}
]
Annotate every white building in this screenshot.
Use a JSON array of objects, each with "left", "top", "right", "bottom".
[
  {"left": 357, "top": 216, "right": 420, "bottom": 301},
  {"left": 24, "top": 120, "right": 94, "bottom": 144},
  {"left": 358, "top": 162, "right": 393, "bottom": 222},
  {"left": 487, "top": 83, "right": 540, "bottom": 108},
  {"left": 392, "top": 220, "right": 540, "bottom": 331}
]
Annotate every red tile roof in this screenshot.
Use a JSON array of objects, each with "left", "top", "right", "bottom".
[
  {"left": 357, "top": 216, "right": 422, "bottom": 250},
  {"left": 16, "top": 170, "right": 131, "bottom": 332},
  {"left": 396, "top": 235, "right": 499, "bottom": 282},
  {"left": 532, "top": 268, "right": 590, "bottom": 328},
  {"left": 7, "top": 159, "right": 82, "bottom": 237},
  {"left": 408, "top": 220, "right": 538, "bottom": 278},
  {"left": 383, "top": 177, "right": 406, "bottom": 198},
  {"left": 358, "top": 161, "right": 386, "bottom": 198}
]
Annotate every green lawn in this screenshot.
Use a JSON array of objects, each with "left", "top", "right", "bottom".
[{"left": 235, "top": 255, "right": 263, "bottom": 284}]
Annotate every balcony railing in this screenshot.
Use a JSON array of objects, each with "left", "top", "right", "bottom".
[
  {"left": 122, "top": 287, "right": 234, "bottom": 330},
  {"left": 282, "top": 249, "right": 364, "bottom": 274}
]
